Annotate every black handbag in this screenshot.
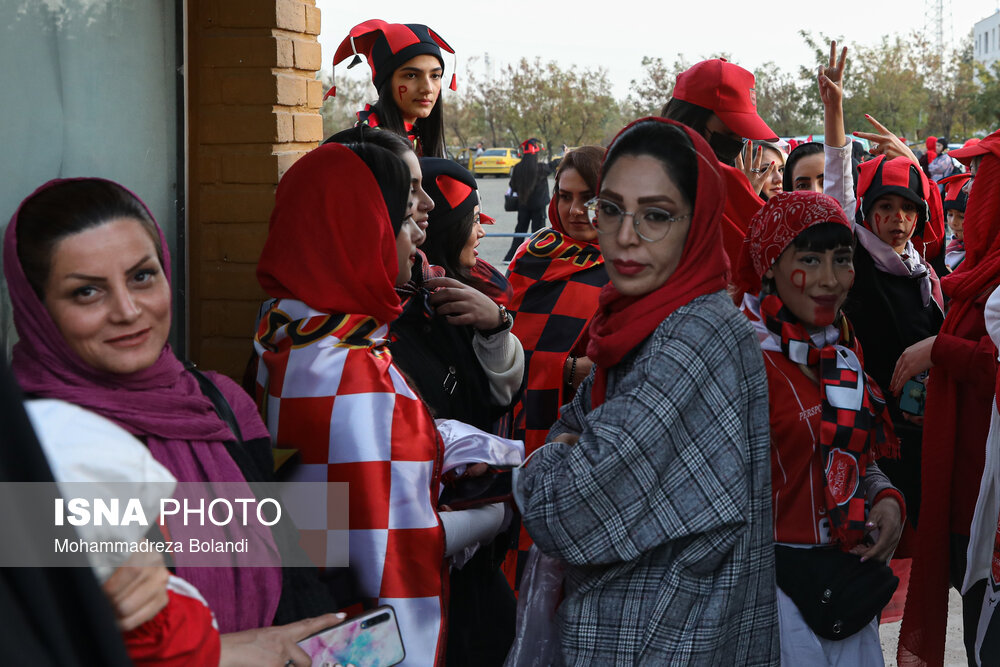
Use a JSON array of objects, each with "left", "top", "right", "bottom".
[
  {"left": 504, "top": 188, "right": 518, "bottom": 212},
  {"left": 774, "top": 545, "right": 899, "bottom": 641}
]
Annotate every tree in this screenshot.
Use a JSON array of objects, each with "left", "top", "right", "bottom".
[
  {"left": 626, "top": 55, "right": 685, "bottom": 117},
  {"left": 831, "top": 32, "right": 927, "bottom": 139},
  {"left": 502, "top": 58, "right": 618, "bottom": 155},
  {"left": 458, "top": 57, "right": 618, "bottom": 154},
  {"left": 754, "top": 62, "right": 816, "bottom": 136},
  {"left": 317, "top": 71, "right": 373, "bottom": 139},
  {"left": 625, "top": 52, "right": 732, "bottom": 120}
]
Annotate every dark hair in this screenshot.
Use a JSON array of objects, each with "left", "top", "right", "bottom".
[
  {"left": 790, "top": 221, "right": 855, "bottom": 253},
  {"left": 660, "top": 98, "right": 715, "bottom": 137},
  {"left": 421, "top": 208, "right": 476, "bottom": 282},
  {"left": 782, "top": 142, "right": 824, "bottom": 192},
  {"left": 760, "top": 222, "right": 856, "bottom": 295},
  {"left": 342, "top": 143, "right": 411, "bottom": 234},
  {"left": 371, "top": 81, "right": 447, "bottom": 158},
  {"left": 555, "top": 145, "right": 605, "bottom": 194},
  {"left": 601, "top": 121, "right": 698, "bottom": 208},
  {"left": 16, "top": 179, "right": 162, "bottom": 298},
  {"left": 324, "top": 125, "right": 414, "bottom": 160}
]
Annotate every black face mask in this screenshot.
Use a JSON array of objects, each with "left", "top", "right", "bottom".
[{"left": 706, "top": 130, "right": 746, "bottom": 165}]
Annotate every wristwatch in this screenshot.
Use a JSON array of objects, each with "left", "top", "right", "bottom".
[{"left": 478, "top": 304, "right": 512, "bottom": 337}]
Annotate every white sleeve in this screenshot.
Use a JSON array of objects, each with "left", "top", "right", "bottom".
[
  {"left": 472, "top": 328, "right": 525, "bottom": 405},
  {"left": 438, "top": 503, "right": 508, "bottom": 557},
  {"left": 984, "top": 285, "right": 1000, "bottom": 352},
  {"left": 824, "top": 141, "right": 856, "bottom": 217},
  {"left": 24, "top": 399, "right": 176, "bottom": 581}
]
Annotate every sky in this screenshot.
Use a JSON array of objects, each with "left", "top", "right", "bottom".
[{"left": 317, "top": 0, "right": 1000, "bottom": 100}]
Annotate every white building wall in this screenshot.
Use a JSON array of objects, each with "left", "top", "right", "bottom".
[{"left": 975, "top": 10, "right": 1000, "bottom": 70}]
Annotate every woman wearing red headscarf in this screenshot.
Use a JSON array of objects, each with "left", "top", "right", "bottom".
[
  {"left": 502, "top": 146, "right": 607, "bottom": 589},
  {"left": 513, "top": 118, "right": 778, "bottom": 664},
  {"left": 254, "top": 142, "right": 449, "bottom": 667},
  {"left": 898, "top": 133, "right": 1000, "bottom": 667}
]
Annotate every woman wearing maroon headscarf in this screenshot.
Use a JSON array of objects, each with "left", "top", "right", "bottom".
[
  {"left": 513, "top": 118, "right": 778, "bottom": 664},
  {"left": 4, "top": 178, "right": 341, "bottom": 666},
  {"left": 898, "top": 132, "right": 1000, "bottom": 667}
]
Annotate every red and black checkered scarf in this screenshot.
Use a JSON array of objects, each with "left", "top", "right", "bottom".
[{"left": 761, "top": 293, "right": 896, "bottom": 548}]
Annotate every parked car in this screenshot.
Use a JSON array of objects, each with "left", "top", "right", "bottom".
[
  {"left": 473, "top": 147, "right": 521, "bottom": 177},
  {"left": 450, "top": 146, "right": 479, "bottom": 172}
]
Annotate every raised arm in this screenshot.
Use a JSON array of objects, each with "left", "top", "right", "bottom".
[
  {"left": 819, "top": 41, "right": 856, "bottom": 214},
  {"left": 820, "top": 41, "right": 848, "bottom": 151}
]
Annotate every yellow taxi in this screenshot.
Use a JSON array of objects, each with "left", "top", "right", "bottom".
[{"left": 473, "top": 148, "right": 521, "bottom": 177}]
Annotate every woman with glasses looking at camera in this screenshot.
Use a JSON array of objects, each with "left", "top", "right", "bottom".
[{"left": 513, "top": 118, "right": 778, "bottom": 665}]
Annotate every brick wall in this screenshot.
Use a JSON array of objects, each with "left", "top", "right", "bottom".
[{"left": 187, "top": 0, "right": 324, "bottom": 379}]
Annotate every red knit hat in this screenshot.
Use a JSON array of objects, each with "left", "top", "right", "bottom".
[
  {"left": 856, "top": 155, "right": 930, "bottom": 228},
  {"left": 327, "top": 19, "right": 456, "bottom": 98},
  {"left": 738, "top": 191, "right": 850, "bottom": 293},
  {"left": 672, "top": 59, "right": 778, "bottom": 141},
  {"left": 939, "top": 173, "right": 972, "bottom": 213}
]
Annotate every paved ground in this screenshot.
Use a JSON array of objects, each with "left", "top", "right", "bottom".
[
  {"left": 474, "top": 172, "right": 551, "bottom": 266},
  {"left": 473, "top": 169, "right": 971, "bottom": 667},
  {"left": 881, "top": 587, "right": 966, "bottom": 666}
]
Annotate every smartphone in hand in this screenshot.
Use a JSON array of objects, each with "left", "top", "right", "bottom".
[{"left": 298, "top": 605, "right": 405, "bottom": 667}]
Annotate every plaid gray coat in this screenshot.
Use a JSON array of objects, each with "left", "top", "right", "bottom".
[{"left": 516, "top": 291, "right": 779, "bottom": 666}]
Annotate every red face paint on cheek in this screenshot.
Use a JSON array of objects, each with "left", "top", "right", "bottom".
[
  {"left": 872, "top": 211, "right": 884, "bottom": 233},
  {"left": 397, "top": 85, "right": 407, "bottom": 102},
  {"left": 790, "top": 269, "right": 806, "bottom": 294}
]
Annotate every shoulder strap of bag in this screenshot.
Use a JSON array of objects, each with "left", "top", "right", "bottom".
[{"left": 183, "top": 361, "right": 244, "bottom": 444}]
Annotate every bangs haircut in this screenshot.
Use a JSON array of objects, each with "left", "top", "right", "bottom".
[{"left": 789, "top": 221, "right": 856, "bottom": 254}]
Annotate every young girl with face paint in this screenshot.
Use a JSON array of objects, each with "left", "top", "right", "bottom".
[
  {"left": 330, "top": 19, "right": 456, "bottom": 158},
  {"left": 740, "top": 191, "right": 904, "bottom": 665},
  {"left": 840, "top": 155, "right": 944, "bottom": 533},
  {"left": 939, "top": 173, "right": 972, "bottom": 273}
]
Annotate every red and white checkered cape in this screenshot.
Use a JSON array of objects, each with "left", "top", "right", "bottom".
[{"left": 255, "top": 299, "right": 446, "bottom": 667}]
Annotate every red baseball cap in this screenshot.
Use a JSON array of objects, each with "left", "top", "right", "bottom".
[
  {"left": 673, "top": 59, "right": 778, "bottom": 141},
  {"left": 949, "top": 130, "right": 1000, "bottom": 165}
]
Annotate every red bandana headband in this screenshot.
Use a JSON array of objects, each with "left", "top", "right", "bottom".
[{"left": 738, "top": 190, "right": 851, "bottom": 293}]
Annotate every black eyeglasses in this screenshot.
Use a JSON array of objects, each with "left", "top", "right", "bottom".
[{"left": 584, "top": 198, "right": 690, "bottom": 242}]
